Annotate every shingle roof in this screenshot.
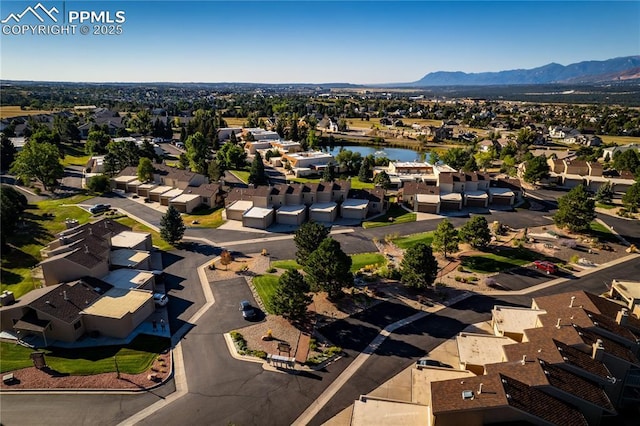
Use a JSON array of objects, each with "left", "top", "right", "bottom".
[
  {"left": 29, "top": 279, "right": 112, "bottom": 324},
  {"left": 183, "top": 183, "right": 222, "bottom": 197},
  {"left": 576, "top": 326, "right": 639, "bottom": 365},
  {"left": 584, "top": 292, "right": 640, "bottom": 332},
  {"left": 553, "top": 340, "right": 612, "bottom": 380},
  {"left": 585, "top": 310, "right": 639, "bottom": 343},
  {"left": 500, "top": 374, "right": 588, "bottom": 426},
  {"left": 538, "top": 360, "right": 615, "bottom": 411}
]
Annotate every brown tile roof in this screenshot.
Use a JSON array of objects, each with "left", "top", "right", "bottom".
[
  {"left": 553, "top": 340, "right": 612, "bottom": 380},
  {"left": 585, "top": 310, "right": 640, "bottom": 343},
  {"left": 65, "top": 246, "right": 107, "bottom": 269},
  {"left": 348, "top": 188, "right": 384, "bottom": 203},
  {"left": 492, "top": 177, "right": 522, "bottom": 189},
  {"left": 576, "top": 326, "right": 639, "bottom": 365},
  {"left": 59, "top": 219, "right": 130, "bottom": 241},
  {"left": 286, "top": 184, "right": 303, "bottom": 196},
  {"left": 253, "top": 185, "right": 273, "bottom": 197},
  {"left": 29, "top": 279, "right": 112, "bottom": 324},
  {"left": 225, "top": 187, "right": 255, "bottom": 205},
  {"left": 317, "top": 183, "right": 333, "bottom": 193},
  {"left": 500, "top": 374, "right": 588, "bottom": 426},
  {"left": 584, "top": 292, "right": 640, "bottom": 332},
  {"left": 431, "top": 373, "right": 507, "bottom": 414},
  {"left": 538, "top": 360, "right": 615, "bottom": 411},
  {"left": 438, "top": 172, "right": 454, "bottom": 184}
]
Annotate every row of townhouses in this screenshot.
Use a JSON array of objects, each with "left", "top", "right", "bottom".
[
  {"left": 346, "top": 287, "right": 640, "bottom": 426},
  {"left": 0, "top": 219, "right": 164, "bottom": 344}
]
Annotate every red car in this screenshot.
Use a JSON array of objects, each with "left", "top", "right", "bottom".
[{"left": 534, "top": 260, "right": 557, "bottom": 274}]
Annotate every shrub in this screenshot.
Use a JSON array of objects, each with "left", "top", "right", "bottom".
[
  {"left": 87, "top": 174, "right": 111, "bottom": 193},
  {"left": 325, "top": 346, "right": 343, "bottom": 357},
  {"left": 457, "top": 266, "right": 465, "bottom": 272},
  {"left": 33, "top": 187, "right": 41, "bottom": 195},
  {"left": 570, "top": 254, "right": 580, "bottom": 264},
  {"left": 455, "top": 276, "right": 464, "bottom": 282},
  {"left": 266, "top": 267, "right": 276, "bottom": 273},
  {"left": 309, "top": 338, "right": 318, "bottom": 351}
]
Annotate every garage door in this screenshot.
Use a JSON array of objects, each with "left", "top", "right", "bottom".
[
  {"left": 172, "top": 203, "right": 187, "bottom": 213},
  {"left": 492, "top": 196, "right": 512, "bottom": 206},
  {"left": 417, "top": 203, "right": 438, "bottom": 213},
  {"left": 441, "top": 200, "right": 461, "bottom": 210},
  {"left": 466, "top": 198, "right": 487, "bottom": 207}
]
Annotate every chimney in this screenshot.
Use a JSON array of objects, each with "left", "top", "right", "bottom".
[
  {"left": 569, "top": 296, "right": 576, "bottom": 308},
  {"left": 63, "top": 291, "right": 69, "bottom": 301},
  {"left": 616, "top": 308, "right": 629, "bottom": 326},
  {"left": 521, "top": 355, "right": 527, "bottom": 365},
  {"left": 556, "top": 318, "right": 561, "bottom": 329},
  {"left": 478, "top": 383, "right": 483, "bottom": 395},
  {"left": 592, "top": 339, "right": 605, "bottom": 361}
]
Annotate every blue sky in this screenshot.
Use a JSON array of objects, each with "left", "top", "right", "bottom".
[{"left": 1, "top": 1, "right": 638, "bottom": 83}]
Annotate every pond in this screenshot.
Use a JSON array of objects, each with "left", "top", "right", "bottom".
[{"left": 324, "top": 145, "right": 431, "bottom": 163}]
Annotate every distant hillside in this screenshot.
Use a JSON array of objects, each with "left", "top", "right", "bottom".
[{"left": 408, "top": 56, "right": 640, "bottom": 86}]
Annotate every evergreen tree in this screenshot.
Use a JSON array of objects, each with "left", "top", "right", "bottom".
[
  {"left": 459, "top": 216, "right": 492, "bottom": 249},
  {"left": 294, "top": 221, "right": 330, "bottom": 266},
  {"left": 373, "top": 170, "right": 391, "bottom": 189},
  {"left": 400, "top": 242, "right": 438, "bottom": 288},
  {"left": 271, "top": 269, "right": 312, "bottom": 322},
  {"left": 622, "top": 182, "right": 640, "bottom": 212},
  {"left": 0, "top": 135, "right": 17, "bottom": 171},
  {"left": 432, "top": 218, "right": 459, "bottom": 258},
  {"left": 594, "top": 182, "right": 614, "bottom": 204},
  {"left": 523, "top": 156, "right": 550, "bottom": 184},
  {"left": 553, "top": 185, "right": 595, "bottom": 233},
  {"left": 358, "top": 156, "right": 373, "bottom": 182},
  {"left": 0, "top": 185, "right": 28, "bottom": 247},
  {"left": 321, "top": 164, "right": 335, "bottom": 182},
  {"left": 304, "top": 237, "right": 353, "bottom": 299},
  {"left": 185, "top": 131, "right": 209, "bottom": 174},
  {"left": 462, "top": 155, "right": 479, "bottom": 172},
  {"left": 248, "top": 152, "right": 267, "bottom": 185},
  {"left": 160, "top": 205, "right": 185, "bottom": 245}
]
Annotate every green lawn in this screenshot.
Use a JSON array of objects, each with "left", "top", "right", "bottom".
[
  {"left": 252, "top": 274, "right": 280, "bottom": 313},
  {"left": 229, "top": 170, "right": 250, "bottom": 184},
  {"left": 461, "top": 248, "right": 542, "bottom": 273},
  {"left": 272, "top": 259, "right": 302, "bottom": 270},
  {"left": 392, "top": 231, "right": 435, "bottom": 250},
  {"left": 363, "top": 204, "right": 416, "bottom": 229},
  {"left": 589, "top": 221, "right": 612, "bottom": 234},
  {"left": 288, "top": 177, "right": 374, "bottom": 189},
  {"left": 595, "top": 202, "right": 617, "bottom": 210},
  {"left": 182, "top": 207, "right": 225, "bottom": 228},
  {"left": 61, "top": 154, "right": 91, "bottom": 168},
  {"left": 113, "top": 216, "right": 173, "bottom": 251},
  {"left": 0, "top": 335, "right": 169, "bottom": 374},
  {"left": 1, "top": 195, "right": 93, "bottom": 298},
  {"left": 350, "top": 252, "right": 386, "bottom": 272}
]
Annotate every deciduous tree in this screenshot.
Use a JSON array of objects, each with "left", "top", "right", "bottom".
[
  {"left": 400, "top": 242, "right": 438, "bottom": 288},
  {"left": 185, "top": 131, "right": 209, "bottom": 174},
  {"left": 10, "top": 141, "right": 64, "bottom": 191},
  {"left": 137, "top": 157, "right": 155, "bottom": 183},
  {"left": 0, "top": 185, "right": 28, "bottom": 247},
  {"left": 622, "top": 182, "right": 640, "bottom": 212},
  {"left": 0, "top": 135, "right": 17, "bottom": 171}
]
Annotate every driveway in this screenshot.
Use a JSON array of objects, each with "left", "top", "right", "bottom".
[
  {"left": 492, "top": 265, "right": 572, "bottom": 291},
  {"left": 88, "top": 193, "right": 165, "bottom": 228}
]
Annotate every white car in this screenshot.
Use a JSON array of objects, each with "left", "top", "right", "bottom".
[{"left": 153, "top": 293, "right": 169, "bottom": 307}]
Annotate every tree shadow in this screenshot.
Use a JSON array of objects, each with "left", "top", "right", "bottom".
[
  {"left": 373, "top": 336, "right": 427, "bottom": 358},
  {"left": 0, "top": 268, "right": 24, "bottom": 285},
  {"left": 177, "top": 242, "right": 217, "bottom": 256},
  {"left": 319, "top": 322, "right": 380, "bottom": 352},
  {"left": 161, "top": 251, "right": 184, "bottom": 268}
]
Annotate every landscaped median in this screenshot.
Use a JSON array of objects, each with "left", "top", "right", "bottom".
[{"left": 0, "top": 335, "right": 171, "bottom": 390}]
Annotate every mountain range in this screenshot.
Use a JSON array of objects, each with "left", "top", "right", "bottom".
[{"left": 405, "top": 56, "right": 640, "bottom": 86}]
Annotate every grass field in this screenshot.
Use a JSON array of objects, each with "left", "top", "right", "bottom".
[
  {"left": 589, "top": 221, "right": 612, "bottom": 234},
  {"left": 392, "top": 231, "right": 435, "bottom": 249},
  {"left": 252, "top": 274, "right": 279, "bottom": 313},
  {"left": 596, "top": 202, "right": 617, "bottom": 210},
  {"left": 350, "top": 253, "right": 386, "bottom": 272},
  {"left": 1, "top": 195, "right": 93, "bottom": 298},
  {"left": 0, "top": 335, "right": 169, "bottom": 374},
  {"left": 229, "top": 170, "right": 250, "bottom": 184},
  {"left": 363, "top": 204, "right": 416, "bottom": 229},
  {"left": 287, "top": 177, "right": 374, "bottom": 189},
  {"left": 0, "top": 106, "right": 52, "bottom": 119},
  {"left": 113, "top": 216, "right": 173, "bottom": 251},
  {"left": 598, "top": 135, "right": 640, "bottom": 145},
  {"left": 272, "top": 259, "right": 302, "bottom": 270},
  {"left": 461, "top": 248, "right": 541, "bottom": 273},
  {"left": 182, "top": 207, "right": 225, "bottom": 228}
]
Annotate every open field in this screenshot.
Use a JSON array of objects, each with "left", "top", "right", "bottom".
[
  {"left": 0, "top": 106, "right": 53, "bottom": 119},
  {"left": 222, "top": 117, "right": 246, "bottom": 127},
  {"left": 229, "top": 169, "right": 250, "bottom": 184},
  {"left": 288, "top": 176, "right": 374, "bottom": 190},
  {"left": 0, "top": 335, "right": 169, "bottom": 374},
  {"left": 597, "top": 135, "right": 640, "bottom": 145}
]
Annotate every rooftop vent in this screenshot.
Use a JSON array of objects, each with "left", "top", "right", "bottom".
[
  {"left": 556, "top": 318, "right": 562, "bottom": 329},
  {"left": 478, "top": 383, "right": 483, "bottom": 395},
  {"left": 63, "top": 291, "right": 69, "bottom": 301},
  {"left": 521, "top": 355, "right": 527, "bottom": 365},
  {"left": 462, "top": 390, "right": 474, "bottom": 400},
  {"left": 570, "top": 296, "right": 576, "bottom": 308}
]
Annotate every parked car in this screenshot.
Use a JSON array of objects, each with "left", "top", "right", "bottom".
[
  {"left": 89, "top": 203, "right": 111, "bottom": 214},
  {"left": 239, "top": 300, "right": 256, "bottom": 319},
  {"left": 153, "top": 293, "right": 169, "bottom": 307},
  {"left": 533, "top": 260, "right": 556, "bottom": 274}
]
